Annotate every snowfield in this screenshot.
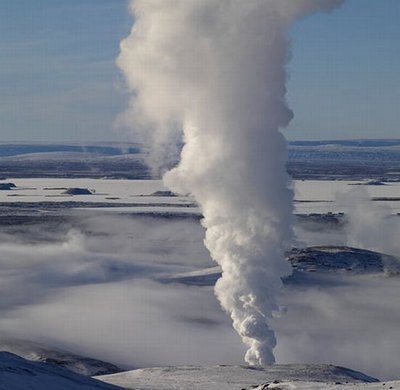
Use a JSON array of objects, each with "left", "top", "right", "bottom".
[
  {"left": 2, "top": 350, "right": 400, "bottom": 390},
  {"left": 0, "top": 352, "right": 121, "bottom": 390},
  {"left": 249, "top": 380, "right": 400, "bottom": 389},
  {"left": 0, "top": 178, "right": 399, "bottom": 214},
  {"left": 3, "top": 352, "right": 400, "bottom": 390},
  {"left": 96, "top": 365, "right": 378, "bottom": 390}
]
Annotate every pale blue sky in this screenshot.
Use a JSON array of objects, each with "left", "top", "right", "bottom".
[
  {"left": 287, "top": 0, "right": 400, "bottom": 140},
  {"left": 0, "top": 0, "right": 398, "bottom": 142}
]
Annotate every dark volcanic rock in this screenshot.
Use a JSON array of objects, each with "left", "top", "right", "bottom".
[
  {"left": 350, "top": 180, "right": 387, "bottom": 186},
  {"left": 288, "top": 246, "right": 400, "bottom": 276},
  {"left": 0, "top": 182, "right": 16, "bottom": 190},
  {"left": 63, "top": 188, "right": 93, "bottom": 195},
  {"left": 149, "top": 190, "right": 176, "bottom": 197}
]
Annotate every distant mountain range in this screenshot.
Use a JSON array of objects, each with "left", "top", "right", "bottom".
[
  {"left": 0, "top": 143, "right": 141, "bottom": 158},
  {"left": 289, "top": 139, "right": 400, "bottom": 147},
  {"left": 0, "top": 140, "right": 399, "bottom": 180},
  {"left": 0, "top": 139, "right": 399, "bottom": 158}
]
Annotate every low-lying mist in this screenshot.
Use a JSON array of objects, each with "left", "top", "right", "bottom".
[
  {"left": 0, "top": 206, "right": 399, "bottom": 379},
  {"left": 274, "top": 275, "right": 400, "bottom": 380},
  {"left": 0, "top": 213, "right": 245, "bottom": 368}
]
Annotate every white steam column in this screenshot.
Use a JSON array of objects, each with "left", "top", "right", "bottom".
[{"left": 118, "top": 0, "right": 344, "bottom": 365}]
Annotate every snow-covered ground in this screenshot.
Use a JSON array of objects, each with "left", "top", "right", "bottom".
[
  {"left": 294, "top": 180, "right": 400, "bottom": 214},
  {"left": 259, "top": 381, "right": 400, "bottom": 389},
  {"left": 2, "top": 349, "right": 400, "bottom": 390},
  {"left": 1, "top": 178, "right": 399, "bottom": 214},
  {"left": 96, "top": 364, "right": 378, "bottom": 389},
  {"left": 0, "top": 338, "right": 121, "bottom": 376},
  {"left": 0, "top": 352, "right": 121, "bottom": 390},
  {"left": 4, "top": 351, "right": 400, "bottom": 390},
  {"left": 0, "top": 178, "right": 181, "bottom": 204}
]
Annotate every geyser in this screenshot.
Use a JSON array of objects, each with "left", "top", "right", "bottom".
[{"left": 118, "top": 0, "right": 344, "bottom": 365}]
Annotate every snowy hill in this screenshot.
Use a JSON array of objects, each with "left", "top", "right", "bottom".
[
  {"left": 96, "top": 365, "right": 378, "bottom": 390},
  {"left": 288, "top": 246, "right": 400, "bottom": 276},
  {"left": 159, "top": 246, "right": 400, "bottom": 286},
  {"left": 0, "top": 352, "right": 122, "bottom": 390},
  {"left": 0, "top": 338, "right": 121, "bottom": 376}
]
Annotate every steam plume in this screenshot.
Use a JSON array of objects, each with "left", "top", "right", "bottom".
[{"left": 118, "top": 0, "right": 344, "bottom": 365}]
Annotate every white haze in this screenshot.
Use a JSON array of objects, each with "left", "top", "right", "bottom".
[
  {"left": 0, "top": 212, "right": 400, "bottom": 378},
  {"left": 117, "top": 0, "right": 344, "bottom": 365},
  {"left": 0, "top": 215, "right": 246, "bottom": 368},
  {"left": 0, "top": 214, "right": 211, "bottom": 312},
  {"left": 343, "top": 188, "right": 400, "bottom": 257},
  {"left": 293, "top": 186, "right": 400, "bottom": 260},
  {"left": 274, "top": 276, "right": 400, "bottom": 380}
]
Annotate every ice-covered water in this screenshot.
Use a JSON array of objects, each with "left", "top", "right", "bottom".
[{"left": 1, "top": 178, "right": 399, "bottom": 214}]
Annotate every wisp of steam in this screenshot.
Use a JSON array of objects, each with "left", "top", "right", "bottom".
[{"left": 118, "top": 0, "right": 344, "bottom": 365}]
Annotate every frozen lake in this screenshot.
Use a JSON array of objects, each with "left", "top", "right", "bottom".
[
  {"left": 294, "top": 180, "right": 400, "bottom": 214},
  {"left": 1, "top": 178, "right": 399, "bottom": 214}
]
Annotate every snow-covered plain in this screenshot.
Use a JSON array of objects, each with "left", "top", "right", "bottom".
[
  {"left": 1, "top": 178, "right": 399, "bottom": 215},
  {"left": 96, "top": 364, "right": 379, "bottom": 389},
  {"left": 0, "top": 178, "right": 187, "bottom": 204},
  {"left": 294, "top": 180, "right": 400, "bottom": 214}
]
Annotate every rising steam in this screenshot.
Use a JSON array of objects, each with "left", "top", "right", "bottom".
[{"left": 118, "top": 0, "right": 344, "bottom": 365}]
